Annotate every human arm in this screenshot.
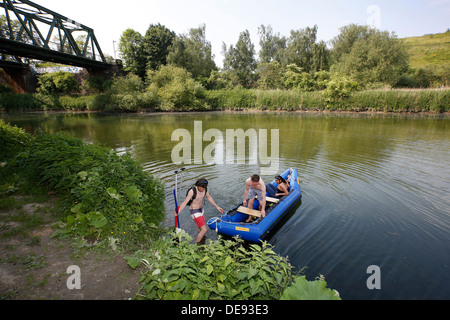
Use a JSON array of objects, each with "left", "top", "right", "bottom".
[
  {"left": 174, "top": 189, "right": 193, "bottom": 216},
  {"left": 206, "top": 192, "right": 223, "bottom": 213},
  {"left": 243, "top": 179, "right": 250, "bottom": 207}
]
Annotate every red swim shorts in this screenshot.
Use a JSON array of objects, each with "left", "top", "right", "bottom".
[{"left": 190, "top": 208, "right": 205, "bottom": 228}]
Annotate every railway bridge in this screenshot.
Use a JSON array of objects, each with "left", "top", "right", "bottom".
[{"left": 0, "top": 0, "right": 121, "bottom": 92}]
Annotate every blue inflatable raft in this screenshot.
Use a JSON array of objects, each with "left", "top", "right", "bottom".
[{"left": 207, "top": 168, "right": 302, "bottom": 243}]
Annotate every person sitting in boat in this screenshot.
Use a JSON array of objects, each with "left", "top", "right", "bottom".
[
  {"left": 266, "top": 175, "right": 290, "bottom": 199},
  {"left": 243, "top": 174, "right": 266, "bottom": 222},
  {"left": 175, "top": 178, "right": 223, "bottom": 244}
]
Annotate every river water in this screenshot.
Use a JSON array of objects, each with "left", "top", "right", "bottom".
[{"left": 2, "top": 111, "right": 449, "bottom": 300}]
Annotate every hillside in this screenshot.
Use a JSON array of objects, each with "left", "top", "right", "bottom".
[{"left": 401, "top": 30, "right": 450, "bottom": 73}]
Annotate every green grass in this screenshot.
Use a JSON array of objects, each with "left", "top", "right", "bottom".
[{"left": 401, "top": 30, "right": 450, "bottom": 73}]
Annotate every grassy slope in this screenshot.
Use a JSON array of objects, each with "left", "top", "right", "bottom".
[{"left": 400, "top": 30, "right": 450, "bottom": 73}]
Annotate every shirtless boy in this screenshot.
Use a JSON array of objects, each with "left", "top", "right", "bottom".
[
  {"left": 243, "top": 174, "right": 266, "bottom": 222},
  {"left": 175, "top": 178, "right": 223, "bottom": 244}
]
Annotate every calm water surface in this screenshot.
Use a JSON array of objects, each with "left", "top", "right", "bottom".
[{"left": 2, "top": 111, "right": 449, "bottom": 300}]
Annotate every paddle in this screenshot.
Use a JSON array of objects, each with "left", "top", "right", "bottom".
[
  {"left": 173, "top": 167, "right": 185, "bottom": 230},
  {"left": 174, "top": 189, "right": 180, "bottom": 230}
]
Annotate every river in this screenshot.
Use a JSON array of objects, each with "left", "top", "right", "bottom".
[{"left": 1, "top": 111, "right": 449, "bottom": 300}]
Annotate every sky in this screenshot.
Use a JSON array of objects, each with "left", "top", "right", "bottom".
[{"left": 27, "top": 0, "right": 450, "bottom": 67}]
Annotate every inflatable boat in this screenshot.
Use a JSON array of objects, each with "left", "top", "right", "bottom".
[{"left": 207, "top": 168, "right": 302, "bottom": 243}]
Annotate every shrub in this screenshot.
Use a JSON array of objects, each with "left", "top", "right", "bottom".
[
  {"left": 37, "top": 72, "right": 80, "bottom": 95},
  {"left": 10, "top": 131, "right": 165, "bottom": 248},
  {"left": 322, "top": 74, "right": 359, "bottom": 104},
  {"left": 0, "top": 119, "right": 30, "bottom": 162},
  {"left": 130, "top": 234, "right": 295, "bottom": 300},
  {"left": 147, "top": 65, "right": 208, "bottom": 111},
  {"left": 0, "top": 93, "right": 41, "bottom": 111}
]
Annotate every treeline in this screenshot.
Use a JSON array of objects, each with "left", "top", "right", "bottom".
[
  {"left": 1, "top": 23, "right": 448, "bottom": 113},
  {"left": 118, "top": 23, "right": 447, "bottom": 89}
]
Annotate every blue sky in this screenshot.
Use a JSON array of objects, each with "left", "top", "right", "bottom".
[{"left": 34, "top": 0, "right": 450, "bottom": 66}]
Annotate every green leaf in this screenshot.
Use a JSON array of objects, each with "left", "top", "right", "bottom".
[
  {"left": 247, "top": 267, "right": 258, "bottom": 279},
  {"left": 199, "top": 256, "right": 209, "bottom": 264},
  {"left": 206, "top": 264, "right": 214, "bottom": 275},
  {"left": 77, "top": 171, "right": 88, "bottom": 180},
  {"left": 125, "top": 185, "right": 142, "bottom": 200},
  {"left": 280, "top": 276, "right": 342, "bottom": 300},
  {"left": 87, "top": 211, "right": 107, "bottom": 228},
  {"left": 70, "top": 203, "right": 83, "bottom": 213},
  {"left": 192, "top": 289, "right": 200, "bottom": 300},
  {"left": 125, "top": 256, "right": 141, "bottom": 269},
  {"left": 106, "top": 187, "right": 120, "bottom": 200},
  {"left": 224, "top": 256, "right": 233, "bottom": 269},
  {"left": 217, "top": 282, "right": 225, "bottom": 293}
]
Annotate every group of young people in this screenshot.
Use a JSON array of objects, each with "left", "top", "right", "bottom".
[{"left": 174, "top": 174, "right": 290, "bottom": 244}]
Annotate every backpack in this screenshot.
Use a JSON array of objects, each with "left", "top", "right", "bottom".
[{"left": 186, "top": 185, "right": 207, "bottom": 206}]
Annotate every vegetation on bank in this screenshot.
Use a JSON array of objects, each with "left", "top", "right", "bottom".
[
  {"left": 1, "top": 119, "right": 165, "bottom": 249},
  {"left": 1, "top": 69, "right": 448, "bottom": 113},
  {"left": 0, "top": 120, "right": 341, "bottom": 300}
]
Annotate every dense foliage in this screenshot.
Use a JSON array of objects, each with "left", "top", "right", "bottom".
[
  {"left": 1, "top": 120, "right": 165, "bottom": 249},
  {"left": 128, "top": 232, "right": 340, "bottom": 300}
]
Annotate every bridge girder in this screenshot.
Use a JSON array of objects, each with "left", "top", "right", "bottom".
[{"left": 0, "top": 0, "right": 111, "bottom": 69}]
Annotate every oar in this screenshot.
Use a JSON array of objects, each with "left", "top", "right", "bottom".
[
  {"left": 174, "top": 189, "right": 180, "bottom": 230},
  {"left": 173, "top": 168, "right": 185, "bottom": 230}
]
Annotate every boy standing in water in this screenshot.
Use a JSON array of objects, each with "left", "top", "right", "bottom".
[{"left": 175, "top": 178, "right": 223, "bottom": 244}]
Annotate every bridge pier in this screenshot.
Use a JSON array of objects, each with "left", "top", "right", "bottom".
[{"left": 0, "top": 61, "right": 38, "bottom": 93}]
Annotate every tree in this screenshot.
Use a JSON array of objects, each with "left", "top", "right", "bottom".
[
  {"left": 258, "top": 24, "right": 287, "bottom": 64},
  {"left": 143, "top": 24, "right": 176, "bottom": 71},
  {"left": 167, "top": 24, "right": 217, "bottom": 83},
  {"left": 285, "top": 25, "right": 330, "bottom": 73},
  {"left": 257, "top": 61, "right": 284, "bottom": 89},
  {"left": 118, "top": 28, "right": 146, "bottom": 78},
  {"left": 331, "top": 24, "right": 409, "bottom": 85},
  {"left": 222, "top": 30, "right": 257, "bottom": 87}
]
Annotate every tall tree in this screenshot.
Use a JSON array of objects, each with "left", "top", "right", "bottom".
[
  {"left": 331, "top": 24, "right": 409, "bottom": 85},
  {"left": 167, "top": 24, "right": 217, "bottom": 82},
  {"left": 222, "top": 30, "right": 257, "bottom": 87},
  {"left": 285, "top": 25, "right": 329, "bottom": 73},
  {"left": 118, "top": 29, "right": 146, "bottom": 78},
  {"left": 143, "top": 23, "right": 176, "bottom": 71},
  {"left": 258, "top": 24, "right": 287, "bottom": 64}
]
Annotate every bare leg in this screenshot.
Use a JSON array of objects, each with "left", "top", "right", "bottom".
[
  {"left": 196, "top": 225, "right": 207, "bottom": 244},
  {"left": 245, "top": 198, "right": 254, "bottom": 222}
]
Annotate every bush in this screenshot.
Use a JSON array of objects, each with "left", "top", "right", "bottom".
[
  {"left": 0, "top": 93, "right": 41, "bottom": 111},
  {"left": 37, "top": 72, "right": 80, "bottom": 95},
  {"left": 130, "top": 234, "right": 295, "bottom": 300},
  {"left": 9, "top": 130, "right": 165, "bottom": 248},
  {"left": 322, "top": 74, "right": 359, "bottom": 104},
  {"left": 0, "top": 119, "right": 31, "bottom": 162},
  {"left": 147, "top": 65, "right": 208, "bottom": 111}
]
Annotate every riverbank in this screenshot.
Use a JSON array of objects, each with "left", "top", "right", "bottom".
[
  {"left": 0, "top": 195, "right": 140, "bottom": 299},
  {"left": 1, "top": 87, "right": 449, "bottom": 114}
]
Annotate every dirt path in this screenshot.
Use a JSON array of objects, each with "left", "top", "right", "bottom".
[{"left": 0, "top": 200, "right": 141, "bottom": 300}]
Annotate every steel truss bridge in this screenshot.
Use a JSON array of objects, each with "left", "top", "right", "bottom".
[{"left": 0, "top": 0, "right": 112, "bottom": 70}]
